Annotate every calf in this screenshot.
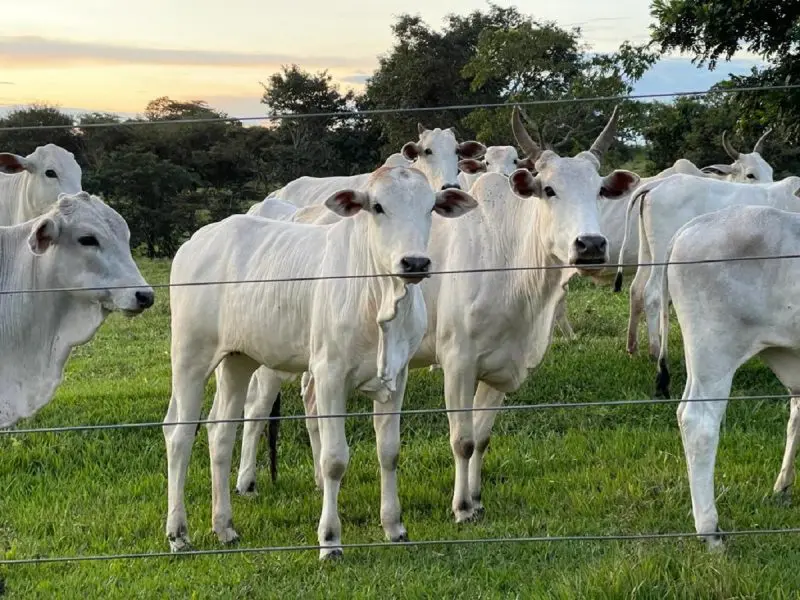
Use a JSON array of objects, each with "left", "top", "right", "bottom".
[
  {"left": 164, "top": 166, "right": 477, "bottom": 559},
  {"left": 655, "top": 204, "right": 800, "bottom": 548}
]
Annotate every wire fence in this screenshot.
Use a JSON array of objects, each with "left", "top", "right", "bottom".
[
  {"left": 2, "top": 84, "right": 799, "bottom": 132},
  {"left": 0, "top": 394, "right": 792, "bottom": 436},
  {"left": 2, "top": 253, "right": 800, "bottom": 296},
  {"left": 4, "top": 528, "right": 800, "bottom": 566}
]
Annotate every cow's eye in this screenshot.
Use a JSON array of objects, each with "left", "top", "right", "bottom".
[
  {"left": 747, "top": 173, "right": 756, "bottom": 179},
  {"left": 374, "top": 203, "right": 385, "bottom": 214},
  {"left": 78, "top": 235, "right": 99, "bottom": 247},
  {"left": 424, "top": 148, "right": 432, "bottom": 155},
  {"left": 45, "top": 169, "right": 57, "bottom": 178},
  {"left": 544, "top": 186, "right": 556, "bottom": 197}
]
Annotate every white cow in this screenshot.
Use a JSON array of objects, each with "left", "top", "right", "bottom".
[
  {"left": 698, "top": 128, "right": 774, "bottom": 182},
  {"left": 456, "top": 145, "right": 536, "bottom": 191},
  {"left": 264, "top": 124, "right": 486, "bottom": 208},
  {"left": 0, "top": 191, "right": 154, "bottom": 428},
  {"left": 0, "top": 144, "right": 82, "bottom": 225},
  {"left": 235, "top": 108, "right": 641, "bottom": 523},
  {"left": 654, "top": 203, "right": 800, "bottom": 548},
  {"left": 615, "top": 173, "right": 800, "bottom": 359},
  {"left": 163, "top": 166, "right": 478, "bottom": 559}
]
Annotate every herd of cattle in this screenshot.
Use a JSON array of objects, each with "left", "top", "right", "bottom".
[{"left": 1, "top": 105, "right": 799, "bottom": 559}]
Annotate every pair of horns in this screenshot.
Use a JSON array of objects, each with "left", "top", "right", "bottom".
[
  {"left": 722, "top": 128, "right": 773, "bottom": 159},
  {"left": 511, "top": 104, "right": 620, "bottom": 162}
]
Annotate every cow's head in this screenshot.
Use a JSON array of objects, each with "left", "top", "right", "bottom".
[
  {"left": 0, "top": 144, "right": 83, "bottom": 219},
  {"left": 324, "top": 166, "right": 477, "bottom": 283},
  {"left": 508, "top": 105, "right": 640, "bottom": 275},
  {"left": 401, "top": 124, "right": 486, "bottom": 191},
  {"left": 458, "top": 145, "right": 531, "bottom": 178},
  {"left": 28, "top": 191, "right": 154, "bottom": 316},
  {"left": 701, "top": 129, "right": 774, "bottom": 183}
]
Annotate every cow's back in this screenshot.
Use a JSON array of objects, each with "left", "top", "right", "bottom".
[
  {"left": 171, "top": 215, "right": 327, "bottom": 371},
  {"left": 274, "top": 173, "right": 371, "bottom": 208},
  {"left": 669, "top": 205, "right": 800, "bottom": 345}
]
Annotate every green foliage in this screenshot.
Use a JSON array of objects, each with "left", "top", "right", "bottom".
[{"left": 649, "top": 0, "right": 800, "bottom": 145}]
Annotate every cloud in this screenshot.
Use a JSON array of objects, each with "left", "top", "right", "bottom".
[
  {"left": 340, "top": 74, "right": 370, "bottom": 85},
  {"left": 0, "top": 81, "right": 13, "bottom": 85},
  {"left": 0, "top": 36, "right": 375, "bottom": 70}
]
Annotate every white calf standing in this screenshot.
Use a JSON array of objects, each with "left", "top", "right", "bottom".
[
  {"left": 0, "top": 192, "right": 154, "bottom": 428},
  {"left": 164, "top": 166, "right": 477, "bottom": 559},
  {"left": 655, "top": 204, "right": 800, "bottom": 548}
]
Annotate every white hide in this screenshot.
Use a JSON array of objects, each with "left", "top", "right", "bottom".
[
  {"left": 0, "top": 192, "right": 153, "bottom": 428},
  {"left": 163, "top": 166, "right": 477, "bottom": 559},
  {"left": 654, "top": 204, "right": 800, "bottom": 548},
  {"left": 616, "top": 173, "right": 800, "bottom": 359},
  {"left": 0, "top": 144, "right": 82, "bottom": 225}
]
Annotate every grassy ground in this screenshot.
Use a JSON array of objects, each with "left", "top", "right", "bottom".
[{"left": 1, "top": 259, "right": 799, "bottom": 599}]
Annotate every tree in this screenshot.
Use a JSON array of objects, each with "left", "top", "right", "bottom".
[
  {"left": 363, "top": 5, "right": 524, "bottom": 153},
  {"left": 462, "top": 18, "right": 655, "bottom": 167},
  {"left": 260, "top": 65, "right": 381, "bottom": 184},
  {"left": 0, "top": 105, "right": 82, "bottom": 161},
  {"left": 649, "top": 0, "right": 800, "bottom": 143}
]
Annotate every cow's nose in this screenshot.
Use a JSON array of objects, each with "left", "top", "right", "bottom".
[
  {"left": 441, "top": 183, "right": 461, "bottom": 190},
  {"left": 573, "top": 235, "right": 608, "bottom": 262},
  {"left": 401, "top": 257, "right": 432, "bottom": 273},
  {"left": 135, "top": 290, "right": 155, "bottom": 309}
]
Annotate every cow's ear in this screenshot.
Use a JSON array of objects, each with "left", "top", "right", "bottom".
[
  {"left": 324, "top": 189, "right": 369, "bottom": 217},
  {"left": 458, "top": 158, "right": 486, "bottom": 175},
  {"left": 433, "top": 188, "right": 478, "bottom": 218},
  {"left": 28, "top": 216, "right": 60, "bottom": 255},
  {"left": 0, "top": 153, "right": 30, "bottom": 174},
  {"left": 509, "top": 168, "right": 542, "bottom": 199},
  {"left": 600, "top": 170, "right": 640, "bottom": 198}
]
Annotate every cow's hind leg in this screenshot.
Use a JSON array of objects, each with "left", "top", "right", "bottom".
[
  {"left": 468, "top": 382, "right": 505, "bottom": 516},
  {"left": 677, "top": 338, "right": 740, "bottom": 549},
  {"left": 236, "top": 367, "right": 283, "bottom": 495},
  {"left": 369, "top": 367, "right": 409, "bottom": 542},
  {"left": 208, "top": 353, "right": 258, "bottom": 544},
  {"left": 164, "top": 343, "right": 219, "bottom": 552},
  {"left": 644, "top": 265, "right": 665, "bottom": 360},
  {"left": 760, "top": 349, "right": 800, "bottom": 495}
]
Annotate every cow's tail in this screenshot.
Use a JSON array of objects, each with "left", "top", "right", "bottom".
[
  {"left": 267, "top": 392, "right": 281, "bottom": 482},
  {"left": 654, "top": 232, "right": 679, "bottom": 399},
  {"left": 614, "top": 177, "right": 671, "bottom": 292}
]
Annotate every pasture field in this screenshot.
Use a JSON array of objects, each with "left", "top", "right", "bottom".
[{"left": 2, "top": 258, "right": 800, "bottom": 598}]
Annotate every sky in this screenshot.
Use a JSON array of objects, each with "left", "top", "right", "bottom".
[{"left": 0, "top": 0, "right": 764, "bottom": 120}]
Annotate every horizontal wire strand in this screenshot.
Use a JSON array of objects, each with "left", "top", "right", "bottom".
[
  {"left": 1, "top": 254, "right": 799, "bottom": 296},
  {"left": 4, "top": 527, "right": 800, "bottom": 565},
  {"left": 1, "top": 84, "right": 798, "bottom": 132},
  {"left": 0, "top": 394, "right": 790, "bottom": 435}
]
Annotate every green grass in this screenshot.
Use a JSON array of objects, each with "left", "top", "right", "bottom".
[{"left": 1, "top": 259, "right": 799, "bottom": 598}]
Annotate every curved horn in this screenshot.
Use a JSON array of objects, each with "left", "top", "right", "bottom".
[
  {"left": 589, "top": 105, "right": 620, "bottom": 159},
  {"left": 721, "top": 130, "right": 740, "bottom": 160},
  {"left": 753, "top": 127, "right": 773, "bottom": 154},
  {"left": 417, "top": 123, "right": 427, "bottom": 136},
  {"left": 511, "top": 105, "right": 542, "bottom": 162}
]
